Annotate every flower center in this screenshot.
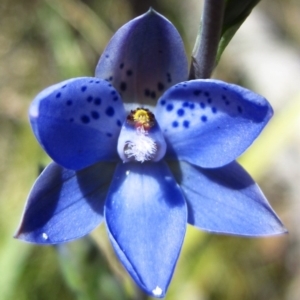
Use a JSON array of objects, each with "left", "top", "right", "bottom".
[
  {"left": 117, "top": 108, "right": 166, "bottom": 163},
  {"left": 128, "top": 108, "right": 155, "bottom": 129}
]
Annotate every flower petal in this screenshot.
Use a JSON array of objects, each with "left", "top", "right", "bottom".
[
  {"left": 169, "top": 160, "right": 286, "bottom": 236},
  {"left": 30, "top": 77, "right": 125, "bottom": 170},
  {"left": 105, "top": 161, "right": 187, "bottom": 297},
  {"left": 15, "top": 161, "right": 116, "bottom": 244},
  {"left": 95, "top": 9, "right": 188, "bottom": 107},
  {"left": 156, "top": 79, "right": 273, "bottom": 168}
]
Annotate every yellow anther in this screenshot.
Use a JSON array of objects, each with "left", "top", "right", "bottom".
[
  {"left": 127, "top": 108, "right": 155, "bottom": 129},
  {"left": 133, "top": 109, "right": 150, "bottom": 124}
]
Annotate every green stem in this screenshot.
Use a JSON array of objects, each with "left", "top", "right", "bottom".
[{"left": 189, "top": 0, "right": 225, "bottom": 79}]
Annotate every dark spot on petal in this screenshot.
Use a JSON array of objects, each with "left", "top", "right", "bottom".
[
  {"left": 105, "top": 54, "right": 109, "bottom": 58},
  {"left": 89, "top": 80, "right": 94, "bottom": 83},
  {"left": 113, "top": 96, "right": 119, "bottom": 101},
  {"left": 237, "top": 106, "right": 243, "bottom": 113},
  {"left": 177, "top": 108, "right": 185, "bottom": 117},
  {"left": 87, "top": 96, "right": 93, "bottom": 102},
  {"left": 222, "top": 95, "right": 227, "bottom": 100},
  {"left": 157, "top": 82, "right": 164, "bottom": 91},
  {"left": 151, "top": 91, "right": 156, "bottom": 99},
  {"left": 204, "top": 91, "right": 210, "bottom": 97},
  {"left": 144, "top": 89, "right": 150, "bottom": 97},
  {"left": 223, "top": 87, "right": 228, "bottom": 91},
  {"left": 94, "top": 98, "right": 101, "bottom": 105},
  {"left": 183, "top": 120, "right": 190, "bottom": 128},
  {"left": 62, "top": 85, "right": 67, "bottom": 88},
  {"left": 200, "top": 102, "right": 205, "bottom": 109},
  {"left": 119, "top": 63, "right": 124, "bottom": 69},
  {"left": 126, "top": 70, "right": 133, "bottom": 76},
  {"left": 81, "top": 86, "right": 87, "bottom": 92},
  {"left": 95, "top": 81, "right": 100, "bottom": 84},
  {"left": 106, "top": 106, "right": 115, "bottom": 117},
  {"left": 81, "top": 115, "right": 90, "bottom": 124},
  {"left": 189, "top": 103, "right": 195, "bottom": 109},
  {"left": 120, "top": 82, "right": 127, "bottom": 92},
  {"left": 166, "top": 104, "right": 174, "bottom": 111},
  {"left": 225, "top": 100, "right": 230, "bottom": 105},
  {"left": 117, "top": 120, "right": 122, "bottom": 127},
  {"left": 166, "top": 72, "right": 172, "bottom": 83},
  {"left": 193, "top": 90, "right": 202, "bottom": 96},
  {"left": 212, "top": 107, "right": 217, "bottom": 113},
  {"left": 106, "top": 132, "right": 112, "bottom": 137},
  {"left": 172, "top": 121, "right": 179, "bottom": 128},
  {"left": 69, "top": 118, "right": 74, "bottom": 122},
  {"left": 56, "top": 92, "right": 61, "bottom": 98},
  {"left": 183, "top": 102, "right": 189, "bottom": 107},
  {"left": 201, "top": 115, "right": 207, "bottom": 122},
  {"left": 91, "top": 111, "right": 100, "bottom": 119},
  {"left": 66, "top": 100, "right": 72, "bottom": 106},
  {"left": 160, "top": 99, "right": 166, "bottom": 106},
  {"left": 207, "top": 98, "right": 212, "bottom": 103}
]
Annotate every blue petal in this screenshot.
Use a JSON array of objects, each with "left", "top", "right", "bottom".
[
  {"left": 156, "top": 80, "right": 273, "bottom": 168},
  {"left": 15, "top": 161, "right": 116, "bottom": 244},
  {"left": 95, "top": 9, "right": 188, "bottom": 106},
  {"left": 169, "top": 160, "right": 286, "bottom": 236},
  {"left": 30, "top": 77, "right": 125, "bottom": 170},
  {"left": 105, "top": 161, "right": 187, "bottom": 297}
]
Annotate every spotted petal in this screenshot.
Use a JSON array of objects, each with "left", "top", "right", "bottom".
[
  {"left": 96, "top": 9, "right": 188, "bottom": 107},
  {"left": 105, "top": 161, "right": 187, "bottom": 297},
  {"left": 15, "top": 161, "right": 116, "bottom": 244},
  {"left": 30, "top": 77, "right": 125, "bottom": 170},
  {"left": 169, "top": 160, "right": 286, "bottom": 236},
  {"left": 156, "top": 79, "right": 273, "bottom": 168}
]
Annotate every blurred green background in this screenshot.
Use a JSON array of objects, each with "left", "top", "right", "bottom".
[{"left": 0, "top": 0, "right": 299, "bottom": 299}]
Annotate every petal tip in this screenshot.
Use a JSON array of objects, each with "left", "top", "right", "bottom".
[
  {"left": 147, "top": 7, "right": 155, "bottom": 14},
  {"left": 151, "top": 286, "right": 165, "bottom": 298}
]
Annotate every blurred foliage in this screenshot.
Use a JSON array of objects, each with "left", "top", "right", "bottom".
[{"left": 0, "top": 0, "right": 299, "bottom": 299}]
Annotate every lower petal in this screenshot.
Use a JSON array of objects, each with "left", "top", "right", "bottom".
[
  {"left": 15, "top": 161, "right": 116, "bottom": 244},
  {"left": 105, "top": 161, "right": 187, "bottom": 297},
  {"left": 169, "top": 160, "right": 286, "bottom": 236}
]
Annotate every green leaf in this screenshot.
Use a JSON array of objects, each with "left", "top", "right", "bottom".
[{"left": 216, "top": 0, "right": 261, "bottom": 62}]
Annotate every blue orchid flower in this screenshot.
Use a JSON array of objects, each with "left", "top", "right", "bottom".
[{"left": 15, "top": 9, "right": 286, "bottom": 298}]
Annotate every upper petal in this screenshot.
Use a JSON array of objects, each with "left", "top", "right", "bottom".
[
  {"left": 30, "top": 77, "right": 125, "bottom": 170},
  {"left": 169, "top": 160, "right": 286, "bottom": 236},
  {"left": 156, "top": 79, "right": 273, "bottom": 168},
  {"left": 95, "top": 9, "right": 188, "bottom": 107},
  {"left": 15, "top": 161, "right": 116, "bottom": 244},
  {"left": 105, "top": 161, "right": 187, "bottom": 297}
]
